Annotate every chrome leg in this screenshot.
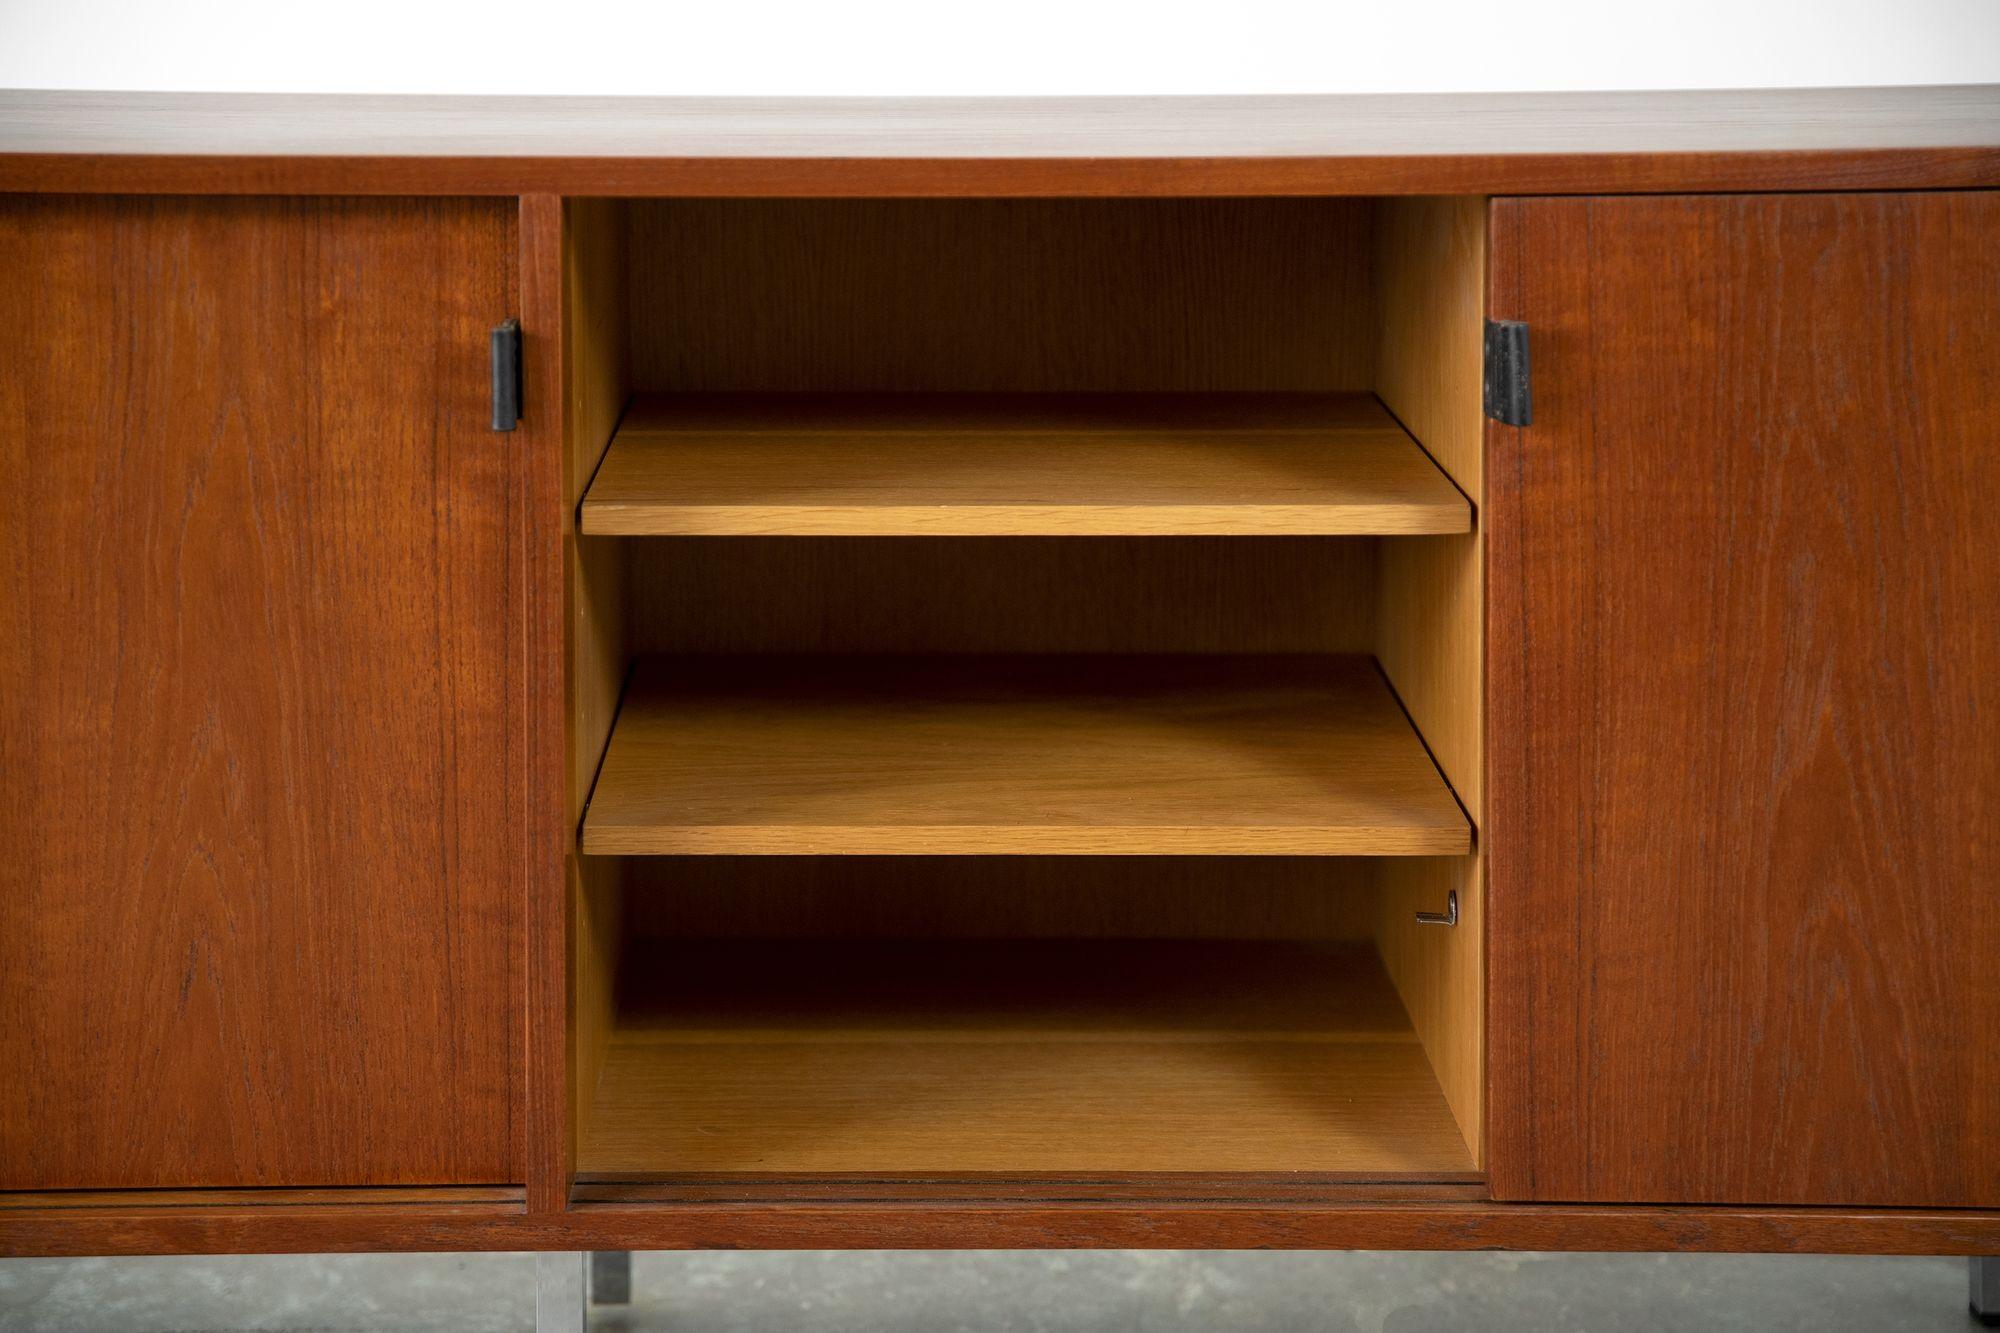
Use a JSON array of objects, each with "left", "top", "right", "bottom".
[
  {"left": 536, "top": 1251, "right": 587, "bottom": 1333},
  {"left": 1973, "top": 1257, "right": 2000, "bottom": 1327},
  {"left": 591, "top": 1250, "right": 633, "bottom": 1306}
]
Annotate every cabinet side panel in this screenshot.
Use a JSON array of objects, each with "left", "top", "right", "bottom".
[
  {"left": 1371, "top": 196, "right": 1489, "bottom": 1167},
  {"left": 0, "top": 196, "right": 523, "bottom": 1189},
  {"left": 1487, "top": 192, "right": 2000, "bottom": 1206},
  {"left": 560, "top": 197, "right": 630, "bottom": 1187}
]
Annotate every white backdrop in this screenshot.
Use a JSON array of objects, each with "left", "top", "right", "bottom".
[{"left": 1, "top": 0, "right": 1997, "bottom": 95}]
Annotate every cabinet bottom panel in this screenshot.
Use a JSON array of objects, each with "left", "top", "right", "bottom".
[{"left": 578, "top": 940, "right": 1474, "bottom": 1180}]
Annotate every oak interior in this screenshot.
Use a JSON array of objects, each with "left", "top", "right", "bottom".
[
  {"left": 583, "top": 655, "right": 1470, "bottom": 857},
  {"left": 580, "top": 392, "right": 1470, "bottom": 537},
  {"left": 582, "top": 940, "right": 1475, "bottom": 1178},
  {"left": 564, "top": 196, "right": 1487, "bottom": 1194}
]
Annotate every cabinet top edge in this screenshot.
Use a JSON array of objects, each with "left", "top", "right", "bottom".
[{"left": 4, "top": 86, "right": 1998, "bottom": 196}]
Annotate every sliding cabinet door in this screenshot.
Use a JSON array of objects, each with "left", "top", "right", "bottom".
[
  {"left": 1486, "top": 193, "right": 2000, "bottom": 1205},
  {"left": 0, "top": 197, "right": 525, "bottom": 1189}
]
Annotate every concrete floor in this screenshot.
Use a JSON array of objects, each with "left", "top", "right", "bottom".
[{"left": 0, "top": 1251, "right": 1985, "bottom": 1332}]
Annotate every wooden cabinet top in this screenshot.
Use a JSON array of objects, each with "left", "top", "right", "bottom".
[{"left": 4, "top": 85, "right": 1997, "bottom": 195}]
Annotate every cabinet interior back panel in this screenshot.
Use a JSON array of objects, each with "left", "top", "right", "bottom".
[
  {"left": 627, "top": 536, "right": 1377, "bottom": 656},
  {"left": 626, "top": 199, "right": 1376, "bottom": 392},
  {"left": 623, "top": 857, "right": 1380, "bottom": 942}
]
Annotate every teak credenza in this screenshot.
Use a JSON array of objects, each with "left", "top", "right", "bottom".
[{"left": 3, "top": 86, "right": 1999, "bottom": 1316}]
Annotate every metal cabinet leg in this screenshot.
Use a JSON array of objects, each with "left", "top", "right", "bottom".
[
  {"left": 591, "top": 1250, "right": 634, "bottom": 1306},
  {"left": 536, "top": 1252, "right": 587, "bottom": 1333},
  {"left": 1973, "top": 1257, "right": 2000, "bottom": 1327}
]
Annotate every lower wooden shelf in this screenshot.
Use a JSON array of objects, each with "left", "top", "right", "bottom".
[
  {"left": 576, "top": 940, "right": 1477, "bottom": 1179},
  {"left": 581, "top": 655, "right": 1471, "bottom": 856}
]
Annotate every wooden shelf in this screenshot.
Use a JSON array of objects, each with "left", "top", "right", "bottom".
[
  {"left": 579, "top": 393, "right": 1470, "bottom": 537},
  {"left": 582, "top": 655, "right": 1470, "bottom": 856},
  {"left": 577, "top": 940, "right": 1477, "bottom": 1178}
]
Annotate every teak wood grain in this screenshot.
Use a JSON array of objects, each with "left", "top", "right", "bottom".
[
  {"left": 5, "top": 113, "right": 1996, "bottom": 1259},
  {"left": 9, "top": 1197, "right": 2000, "bottom": 1259},
  {"left": 582, "top": 656, "right": 1471, "bottom": 856},
  {"left": 4, "top": 88, "right": 1999, "bottom": 196},
  {"left": 578, "top": 942, "right": 1475, "bottom": 1178},
  {"left": 0, "top": 1188, "right": 523, "bottom": 1211},
  {"left": 519, "top": 193, "right": 578, "bottom": 1213},
  {"left": 628, "top": 536, "right": 1380, "bottom": 657},
  {"left": 1486, "top": 191, "right": 2000, "bottom": 1208},
  {"left": 626, "top": 200, "right": 1377, "bottom": 393},
  {"left": 621, "top": 856, "right": 1380, "bottom": 943},
  {"left": 540, "top": 194, "right": 629, "bottom": 1207},
  {"left": 573, "top": 1179, "right": 1491, "bottom": 1204},
  {"left": 0, "top": 196, "right": 524, "bottom": 1190},
  {"left": 582, "top": 392, "right": 1468, "bottom": 536}
]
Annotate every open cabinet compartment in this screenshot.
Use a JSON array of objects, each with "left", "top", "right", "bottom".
[{"left": 560, "top": 196, "right": 1487, "bottom": 1201}]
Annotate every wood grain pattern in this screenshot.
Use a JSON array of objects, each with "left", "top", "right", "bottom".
[
  {"left": 629, "top": 537, "right": 1378, "bottom": 656},
  {"left": 1374, "top": 853, "right": 1484, "bottom": 1167},
  {"left": 1486, "top": 192, "right": 2000, "bottom": 1207},
  {"left": 1368, "top": 195, "right": 1487, "bottom": 1165},
  {"left": 626, "top": 200, "right": 1376, "bottom": 393},
  {"left": 622, "top": 857, "right": 1378, "bottom": 942},
  {"left": 1373, "top": 196, "right": 1486, "bottom": 496},
  {"left": 581, "top": 392, "right": 1468, "bottom": 536},
  {"left": 563, "top": 197, "right": 630, "bottom": 819},
  {"left": 0, "top": 1188, "right": 523, "bottom": 1211},
  {"left": 10, "top": 1197, "right": 2000, "bottom": 1258},
  {"left": 518, "top": 194, "right": 573, "bottom": 1215},
  {"left": 10, "top": 150, "right": 1998, "bottom": 199},
  {"left": 1374, "top": 534, "right": 1482, "bottom": 811},
  {"left": 5, "top": 88, "right": 1999, "bottom": 197},
  {"left": 578, "top": 942, "right": 1474, "bottom": 1177},
  {"left": 582, "top": 656, "right": 1471, "bottom": 856},
  {"left": 556, "top": 197, "right": 630, "bottom": 1189},
  {"left": 568, "top": 856, "right": 620, "bottom": 1192},
  {"left": 0, "top": 195, "right": 523, "bottom": 1190},
  {"left": 1371, "top": 193, "right": 1485, "bottom": 818},
  {"left": 573, "top": 1178, "right": 1489, "bottom": 1203}
]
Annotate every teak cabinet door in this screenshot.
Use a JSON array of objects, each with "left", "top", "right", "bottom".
[
  {"left": 0, "top": 197, "right": 523, "bottom": 1190},
  {"left": 1487, "top": 193, "right": 2000, "bottom": 1206}
]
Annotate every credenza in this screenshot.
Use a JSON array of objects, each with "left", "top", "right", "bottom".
[{"left": 2, "top": 85, "right": 1997, "bottom": 1329}]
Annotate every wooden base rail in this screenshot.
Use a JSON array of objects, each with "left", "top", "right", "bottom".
[{"left": 5, "top": 1195, "right": 2000, "bottom": 1258}]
